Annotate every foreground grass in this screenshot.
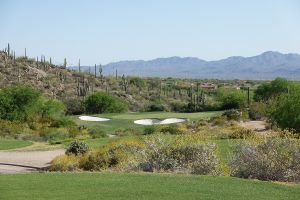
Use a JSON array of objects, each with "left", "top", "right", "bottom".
[
  {"left": 72, "top": 111, "right": 222, "bottom": 134},
  {"left": 0, "top": 139, "right": 32, "bottom": 150},
  {"left": 0, "top": 173, "right": 299, "bottom": 200}
]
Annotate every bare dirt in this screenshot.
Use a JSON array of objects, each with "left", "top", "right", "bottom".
[{"left": 239, "top": 120, "right": 267, "bottom": 131}]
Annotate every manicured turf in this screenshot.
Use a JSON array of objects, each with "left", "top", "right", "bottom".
[
  {"left": 0, "top": 139, "right": 33, "bottom": 150},
  {"left": 0, "top": 173, "right": 299, "bottom": 200},
  {"left": 73, "top": 111, "right": 222, "bottom": 134}
]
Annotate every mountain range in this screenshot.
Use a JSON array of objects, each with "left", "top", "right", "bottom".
[{"left": 69, "top": 51, "right": 300, "bottom": 80}]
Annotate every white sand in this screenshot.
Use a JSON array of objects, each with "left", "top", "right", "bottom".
[
  {"left": 134, "top": 118, "right": 187, "bottom": 125},
  {"left": 133, "top": 119, "right": 161, "bottom": 125},
  {"left": 159, "top": 118, "right": 187, "bottom": 124},
  {"left": 79, "top": 116, "right": 111, "bottom": 122}
]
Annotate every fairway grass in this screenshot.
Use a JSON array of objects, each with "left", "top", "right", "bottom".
[
  {"left": 0, "top": 172, "right": 299, "bottom": 200},
  {"left": 72, "top": 111, "right": 222, "bottom": 134},
  {"left": 0, "top": 139, "right": 33, "bottom": 150}
]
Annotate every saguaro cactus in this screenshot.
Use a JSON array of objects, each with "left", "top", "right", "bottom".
[
  {"left": 78, "top": 59, "right": 81, "bottom": 72},
  {"left": 122, "top": 74, "right": 128, "bottom": 93},
  {"left": 7, "top": 43, "right": 10, "bottom": 57},
  {"left": 99, "top": 64, "right": 103, "bottom": 83},
  {"left": 64, "top": 58, "right": 67, "bottom": 69},
  {"left": 94, "top": 64, "right": 97, "bottom": 78}
]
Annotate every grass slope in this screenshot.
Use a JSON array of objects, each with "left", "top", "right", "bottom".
[
  {"left": 0, "top": 139, "right": 32, "bottom": 150},
  {"left": 0, "top": 173, "right": 299, "bottom": 200}
]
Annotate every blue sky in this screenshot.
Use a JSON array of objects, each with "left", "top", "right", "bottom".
[{"left": 1, "top": 0, "right": 300, "bottom": 65}]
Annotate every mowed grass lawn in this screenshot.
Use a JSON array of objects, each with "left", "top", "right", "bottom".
[
  {"left": 0, "top": 139, "right": 32, "bottom": 150},
  {"left": 72, "top": 111, "right": 222, "bottom": 134},
  {"left": 0, "top": 173, "right": 299, "bottom": 200}
]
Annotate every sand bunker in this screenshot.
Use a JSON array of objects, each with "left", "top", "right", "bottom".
[
  {"left": 79, "top": 116, "right": 111, "bottom": 122},
  {"left": 134, "top": 118, "right": 187, "bottom": 125},
  {"left": 159, "top": 118, "right": 187, "bottom": 125},
  {"left": 134, "top": 119, "right": 161, "bottom": 125}
]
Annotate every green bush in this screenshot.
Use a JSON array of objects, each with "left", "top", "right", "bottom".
[
  {"left": 66, "top": 141, "right": 89, "bottom": 155},
  {"left": 230, "top": 138, "right": 300, "bottom": 182},
  {"left": 147, "top": 103, "right": 165, "bottom": 112},
  {"left": 254, "top": 77, "right": 290, "bottom": 101},
  {"left": 144, "top": 125, "right": 159, "bottom": 135},
  {"left": 268, "top": 91, "right": 300, "bottom": 132},
  {"left": 85, "top": 92, "right": 128, "bottom": 114},
  {"left": 0, "top": 85, "right": 40, "bottom": 122},
  {"left": 0, "top": 85, "right": 66, "bottom": 127},
  {"left": 217, "top": 89, "right": 246, "bottom": 110}
]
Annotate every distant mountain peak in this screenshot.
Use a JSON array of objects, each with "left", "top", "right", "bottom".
[{"left": 70, "top": 51, "right": 300, "bottom": 80}]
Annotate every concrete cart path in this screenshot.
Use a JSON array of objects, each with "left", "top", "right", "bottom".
[{"left": 0, "top": 149, "right": 64, "bottom": 174}]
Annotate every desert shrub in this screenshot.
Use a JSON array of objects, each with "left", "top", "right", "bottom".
[
  {"left": 51, "top": 116, "right": 75, "bottom": 128},
  {"left": 160, "top": 124, "right": 185, "bottom": 135},
  {"left": 138, "top": 136, "right": 176, "bottom": 172},
  {"left": 144, "top": 125, "right": 159, "bottom": 135},
  {"left": 39, "top": 127, "right": 69, "bottom": 142},
  {"left": 169, "top": 101, "right": 187, "bottom": 112},
  {"left": 85, "top": 92, "right": 128, "bottom": 114},
  {"left": 49, "top": 154, "right": 79, "bottom": 171},
  {"left": 230, "top": 138, "right": 300, "bottom": 182},
  {"left": 229, "top": 128, "right": 255, "bottom": 139},
  {"left": 115, "top": 128, "right": 142, "bottom": 136},
  {"left": 88, "top": 127, "right": 106, "bottom": 138},
  {"left": 79, "top": 150, "right": 108, "bottom": 171},
  {"left": 63, "top": 98, "right": 85, "bottom": 115},
  {"left": 66, "top": 141, "right": 89, "bottom": 155},
  {"left": 249, "top": 102, "right": 267, "bottom": 120},
  {"left": 67, "top": 127, "right": 90, "bottom": 138},
  {"left": 209, "top": 116, "right": 228, "bottom": 127},
  {"left": 52, "top": 154, "right": 80, "bottom": 171},
  {"left": 80, "top": 139, "right": 145, "bottom": 171},
  {"left": 129, "top": 77, "right": 146, "bottom": 88},
  {"left": 171, "top": 143, "right": 219, "bottom": 174},
  {"left": 147, "top": 103, "right": 165, "bottom": 112},
  {"left": 0, "top": 119, "right": 33, "bottom": 138},
  {"left": 222, "top": 110, "right": 241, "bottom": 121},
  {"left": 138, "top": 136, "right": 219, "bottom": 174}
]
